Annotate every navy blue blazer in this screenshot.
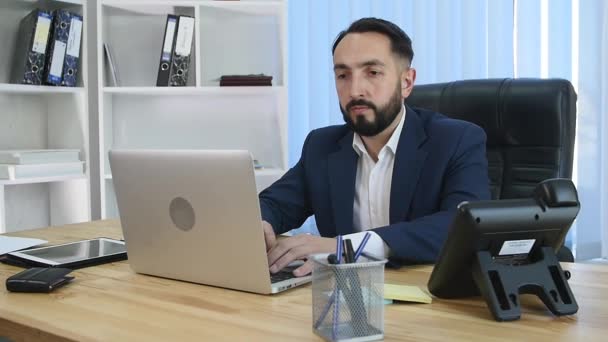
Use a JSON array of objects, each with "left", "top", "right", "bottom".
[{"left": 259, "top": 105, "right": 490, "bottom": 264}]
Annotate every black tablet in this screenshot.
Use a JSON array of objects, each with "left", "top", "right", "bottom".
[{"left": 5, "top": 238, "right": 127, "bottom": 269}]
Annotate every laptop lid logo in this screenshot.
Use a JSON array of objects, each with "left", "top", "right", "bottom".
[{"left": 169, "top": 197, "right": 195, "bottom": 231}]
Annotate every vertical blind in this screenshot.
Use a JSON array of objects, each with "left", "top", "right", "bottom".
[{"left": 287, "top": 0, "right": 608, "bottom": 259}]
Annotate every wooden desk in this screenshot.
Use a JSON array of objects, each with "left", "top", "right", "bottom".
[{"left": 1, "top": 220, "right": 607, "bottom": 341}]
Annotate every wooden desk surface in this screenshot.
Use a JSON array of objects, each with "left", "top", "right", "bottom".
[{"left": 1, "top": 220, "right": 607, "bottom": 342}]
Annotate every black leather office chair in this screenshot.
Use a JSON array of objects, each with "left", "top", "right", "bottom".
[{"left": 406, "top": 78, "right": 577, "bottom": 261}]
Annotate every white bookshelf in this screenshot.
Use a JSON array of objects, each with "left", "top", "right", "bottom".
[
  {"left": 0, "top": 0, "right": 90, "bottom": 233},
  {"left": 102, "top": 85, "right": 284, "bottom": 96},
  {"left": 95, "top": 0, "right": 288, "bottom": 219},
  {"left": 0, "top": 83, "right": 84, "bottom": 94},
  {"left": 0, "top": 174, "right": 87, "bottom": 186}
]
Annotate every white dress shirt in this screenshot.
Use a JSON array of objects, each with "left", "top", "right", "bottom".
[{"left": 343, "top": 105, "right": 406, "bottom": 258}]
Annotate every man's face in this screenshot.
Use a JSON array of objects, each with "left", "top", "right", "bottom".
[{"left": 333, "top": 32, "right": 415, "bottom": 137}]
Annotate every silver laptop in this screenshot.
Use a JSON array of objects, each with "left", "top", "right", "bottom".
[{"left": 109, "top": 149, "right": 311, "bottom": 294}]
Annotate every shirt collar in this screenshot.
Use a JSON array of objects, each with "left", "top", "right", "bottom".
[{"left": 352, "top": 104, "right": 406, "bottom": 157}]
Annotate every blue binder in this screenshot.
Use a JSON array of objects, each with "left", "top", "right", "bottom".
[
  {"left": 10, "top": 9, "right": 53, "bottom": 85},
  {"left": 45, "top": 9, "right": 72, "bottom": 85},
  {"left": 61, "top": 13, "right": 83, "bottom": 87}
]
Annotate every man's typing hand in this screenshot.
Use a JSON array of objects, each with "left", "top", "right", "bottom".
[
  {"left": 262, "top": 221, "right": 276, "bottom": 252},
  {"left": 267, "top": 234, "right": 335, "bottom": 277}
]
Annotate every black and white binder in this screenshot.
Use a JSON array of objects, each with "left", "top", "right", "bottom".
[
  {"left": 169, "top": 15, "right": 195, "bottom": 86},
  {"left": 61, "top": 12, "right": 83, "bottom": 87},
  {"left": 156, "top": 14, "right": 178, "bottom": 86},
  {"left": 44, "top": 9, "right": 72, "bottom": 85},
  {"left": 10, "top": 9, "right": 53, "bottom": 85}
]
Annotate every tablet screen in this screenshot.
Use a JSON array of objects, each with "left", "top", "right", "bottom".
[{"left": 15, "top": 238, "right": 125, "bottom": 265}]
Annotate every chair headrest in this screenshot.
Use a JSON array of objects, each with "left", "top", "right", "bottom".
[{"left": 406, "top": 78, "right": 577, "bottom": 147}]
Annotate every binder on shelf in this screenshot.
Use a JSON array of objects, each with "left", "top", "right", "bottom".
[
  {"left": 168, "top": 15, "right": 195, "bottom": 86},
  {"left": 0, "top": 162, "right": 84, "bottom": 180},
  {"left": 103, "top": 43, "right": 120, "bottom": 86},
  {"left": 156, "top": 14, "right": 178, "bottom": 86},
  {"left": 10, "top": 9, "right": 53, "bottom": 85},
  {"left": 61, "top": 12, "right": 83, "bottom": 87},
  {"left": 44, "top": 10, "right": 72, "bottom": 86},
  {"left": 0, "top": 149, "right": 80, "bottom": 165}
]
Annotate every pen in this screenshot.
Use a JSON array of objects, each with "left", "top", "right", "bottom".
[
  {"left": 336, "top": 235, "right": 343, "bottom": 265},
  {"left": 313, "top": 253, "right": 338, "bottom": 330},
  {"left": 314, "top": 235, "right": 343, "bottom": 330},
  {"left": 344, "top": 239, "right": 355, "bottom": 263},
  {"left": 315, "top": 236, "right": 370, "bottom": 332},
  {"left": 361, "top": 251, "right": 383, "bottom": 261},
  {"left": 332, "top": 235, "right": 343, "bottom": 340},
  {"left": 344, "top": 238, "right": 367, "bottom": 327},
  {"left": 314, "top": 287, "right": 337, "bottom": 329},
  {"left": 353, "top": 232, "right": 372, "bottom": 262}
]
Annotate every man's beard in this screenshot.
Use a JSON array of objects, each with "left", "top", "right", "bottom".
[{"left": 340, "top": 83, "right": 403, "bottom": 137}]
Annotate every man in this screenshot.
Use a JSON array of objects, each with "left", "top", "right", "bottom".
[{"left": 260, "top": 18, "right": 490, "bottom": 277}]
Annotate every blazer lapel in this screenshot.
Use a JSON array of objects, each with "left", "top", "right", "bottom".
[
  {"left": 390, "top": 106, "right": 429, "bottom": 223},
  {"left": 328, "top": 131, "right": 358, "bottom": 236}
]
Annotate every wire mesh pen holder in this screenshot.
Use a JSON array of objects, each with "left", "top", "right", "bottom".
[{"left": 312, "top": 254, "right": 387, "bottom": 342}]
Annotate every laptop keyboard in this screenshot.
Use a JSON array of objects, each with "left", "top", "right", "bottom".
[{"left": 270, "top": 266, "right": 298, "bottom": 283}]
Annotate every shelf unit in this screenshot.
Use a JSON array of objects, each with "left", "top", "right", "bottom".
[
  {"left": 0, "top": 0, "right": 90, "bottom": 233},
  {"left": 0, "top": 83, "right": 85, "bottom": 94},
  {"left": 95, "top": 0, "right": 288, "bottom": 219}
]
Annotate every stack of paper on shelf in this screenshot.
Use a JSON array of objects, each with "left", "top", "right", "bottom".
[
  {"left": 0, "top": 149, "right": 80, "bottom": 164},
  {"left": 0, "top": 149, "right": 83, "bottom": 180},
  {"left": 219, "top": 74, "right": 273, "bottom": 86}
]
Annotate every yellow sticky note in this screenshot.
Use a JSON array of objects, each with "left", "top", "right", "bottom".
[{"left": 384, "top": 284, "right": 433, "bottom": 304}]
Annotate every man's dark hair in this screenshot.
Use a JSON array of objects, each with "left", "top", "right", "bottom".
[{"left": 332, "top": 17, "right": 414, "bottom": 65}]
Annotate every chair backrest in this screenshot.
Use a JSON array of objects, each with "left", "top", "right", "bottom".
[{"left": 406, "top": 78, "right": 577, "bottom": 201}]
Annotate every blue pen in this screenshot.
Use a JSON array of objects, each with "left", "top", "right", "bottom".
[
  {"left": 336, "top": 235, "right": 343, "bottom": 265},
  {"left": 313, "top": 236, "right": 346, "bottom": 331},
  {"left": 316, "top": 235, "right": 372, "bottom": 334},
  {"left": 313, "top": 289, "right": 337, "bottom": 329},
  {"left": 332, "top": 235, "right": 343, "bottom": 340},
  {"left": 353, "top": 232, "right": 372, "bottom": 262},
  {"left": 314, "top": 236, "right": 343, "bottom": 330}
]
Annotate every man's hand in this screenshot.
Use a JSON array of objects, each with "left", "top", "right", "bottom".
[
  {"left": 267, "top": 234, "right": 335, "bottom": 277},
  {"left": 262, "top": 221, "right": 276, "bottom": 252}
]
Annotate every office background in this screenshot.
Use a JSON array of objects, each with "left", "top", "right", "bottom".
[
  {"left": 2, "top": 1, "right": 608, "bottom": 339},
  {"left": 0, "top": 0, "right": 605, "bottom": 262},
  {"left": 287, "top": 0, "right": 608, "bottom": 261}
]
